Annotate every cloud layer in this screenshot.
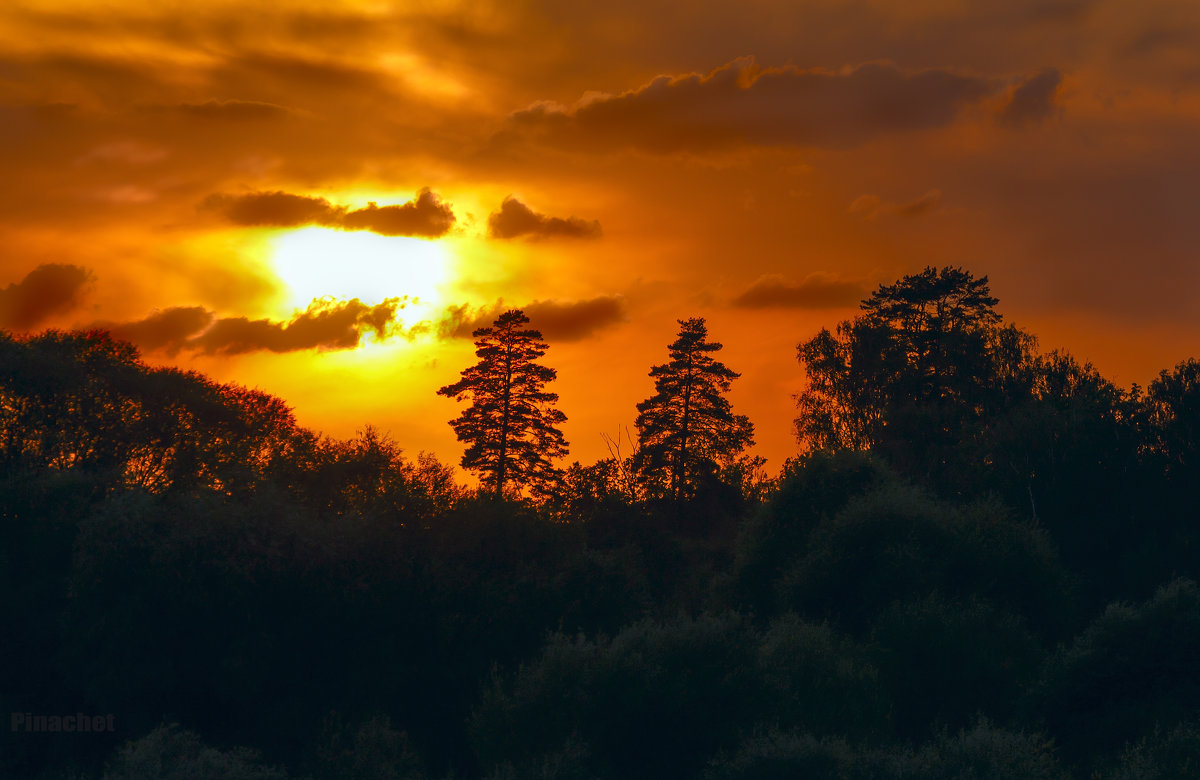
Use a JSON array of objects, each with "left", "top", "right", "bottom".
[
  {"left": 104, "top": 298, "right": 404, "bottom": 355},
  {"left": 488, "top": 196, "right": 602, "bottom": 239},
  {"left": 440, "top": 296, "right": 627, "bottom": 341},
  {"left": 506, "top": 58, "right": 998, "bottom": 153},
  {"left": 999, "top": 68, "right": 1063, "bottom": 127},
  {"left": 203, "top": 188, "right": 456, "bottom": 237},
  {"left": 732, "top": 273, "right": 865, "bottom": 309},
  {"left": 848, "top": 189, "right": 943, "bottom": 220},
  {"left": 0, "top": 264, "right": 93, "bottom": 330}
]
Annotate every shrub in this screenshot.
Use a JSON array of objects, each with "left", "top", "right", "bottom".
[
  {"left": 870, "top": 594, "right": 1043, "bottom": 739},
  {"left": 102, "top": 724, "right": 287, "bottom": 780},
  {"left": 471, "top": 613, "right": 761, "bottom": 779},
  {"left": 1032, "top": 579, "right": 1200, "bottom": 768},
  {"left": 757, "top": 613, "right": 888, "bottom": 740},
  {"left": 730, "top": 450, "right": 894, "bottom": 618}
]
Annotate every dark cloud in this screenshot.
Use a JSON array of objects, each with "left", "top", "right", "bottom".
[
  {"left": 505, "top": 58, "right": 997, "bottom": 153},
  {"left": 848, "top": 189, "right": 943, "bottom": 220},
  {"left": 203, "top": 188, "right": 455, "bottom": 236},
  {"left": 202, "top": 191, "right": 343, "bottom": 227},
  {"left": 524, "top": 296, "right": 626, "bottom": 339},
  {"left": 894, "top": 189, "right": 943, "bottom": 218},
  {"left": 999, "top": 68, "right": 1062, "bottom": 127},
  {"left": 487, "top": 196, "right": 602, "bottom": 239},
  {"left": 342, "top": 189, "right": 456, "bottom": 237},
  {"left": 193, "top": 298, "right": 400, "bottom": 354},
  {"left": 105, "top": 306, "right": 215, "bottom": 352},
  {"left": 0, "top": 264, "right": 93, "bottom": 330},
  {"left": 98, "top": 298, "right": 403, "bottom": 355},
  {"left": 440, "top": 295, "right": 627, "bottom": 341},
  {"left": 732, "top": 273, "right": 865, "bottom": 309}
]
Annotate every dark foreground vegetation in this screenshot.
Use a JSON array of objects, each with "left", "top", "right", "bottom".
[{"left": 2, "top": 268, "right": 1198, "bottom": 779}]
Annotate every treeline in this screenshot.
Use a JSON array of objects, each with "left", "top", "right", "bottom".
[{"left": 1, "top": 267, "right": 1198, "bottom": 779}]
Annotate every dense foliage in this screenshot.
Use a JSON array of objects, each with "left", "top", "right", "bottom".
[{"left": 2, "top": 269, "right": 1198, "bottom": 779}]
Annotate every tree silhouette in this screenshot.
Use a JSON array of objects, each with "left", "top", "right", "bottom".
[
  {"left": 438, "top": 310, "right": 567, "bottom": 498},
  {"left": 634, "top": 318, "right": 754, "bottom": 504},
  {"left": 795, "top": 266, "right": 1011, "bottom": 475}
]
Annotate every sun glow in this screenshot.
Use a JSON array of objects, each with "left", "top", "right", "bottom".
[{"left": 269, "top": 227, "right": 450, "bottom": 314}]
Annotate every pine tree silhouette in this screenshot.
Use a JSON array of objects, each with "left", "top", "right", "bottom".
[
  {"left": 634, "top": 317, "right": 754, "bottom": 504},
  {"left": 438, "top": 310, "right": 567, "bottom": 498}
]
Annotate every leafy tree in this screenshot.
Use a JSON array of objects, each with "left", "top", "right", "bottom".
[
  {"left": 1132, "top": 359, "right": 1200, "bottom": 588},
  {"left": 633, "top": 318, "right": 754, "bottom": 505},
  {"left": 794, "top": 266, "right": 1015, "bottom": 477},
  {"left": 1141, "top": 358, "right": 1200, "bottom": 482},
  {"left": 438, "top": 310, "right": 567, "bottom": 498}
]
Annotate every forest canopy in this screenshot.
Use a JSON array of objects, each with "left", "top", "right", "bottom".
[{"left": 2, "top": 268, "right": 1198, "bottom": 779}]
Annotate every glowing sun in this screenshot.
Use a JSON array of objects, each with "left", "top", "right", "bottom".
[{"left": 269, "top": 227, "right": 450, "bottom": 312}]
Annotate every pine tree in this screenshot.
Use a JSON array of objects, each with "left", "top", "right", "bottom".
[
  {"left": 437, "top": 310, "right": 567, "bottom": 498},
  {"left": 634, "top": 317, "right": 754, "bottom": 503}
]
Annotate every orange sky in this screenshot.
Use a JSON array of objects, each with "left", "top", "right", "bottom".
[{"left": 3, "top": 0, "right": 1199, "bottom": 474}]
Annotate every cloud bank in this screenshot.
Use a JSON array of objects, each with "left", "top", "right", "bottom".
[
  {"left": 732, "top": 273, "right": 865, "bottom": 309},
  {"left": 848, "top": 189, "right": 943, "bottom": 220},
  {"left": 999, "top": 68, "right": 1063, "bottom": 127},
  {"left": 487, "top": 196, "right": 602, "bottom": 239},
  {"left": 103, "top": 298, "right": 405, "bottom": 355},
  {"left": 439, "top": 296, "right": 627, "bottom": 341},
  {"left": 505, "top": 58, "right": 998, "bottom": 153},
  {"left": 0, "top": 264, "right": 93, "bottom": 330},
  {"left": 203, "top": 188, "right": 456, "bottom": 237}
]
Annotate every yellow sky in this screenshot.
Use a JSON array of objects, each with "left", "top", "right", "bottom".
[{"left": 3, "top": 0, "right": 1199, "bottom": 472}]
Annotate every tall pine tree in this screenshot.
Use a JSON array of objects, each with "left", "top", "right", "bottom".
[
  {"left": 634, "top": 317, "right": 754, "bottom": 504},
  {"left": 438, "top": 310, "right": 567, "bottom": 498}
]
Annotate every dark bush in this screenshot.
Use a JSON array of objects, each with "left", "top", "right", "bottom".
[
  {"left": 101, "top": 724, "right": 287, "bottom": 780},
  {"left": 730, "top": 450, "right": 894, "bottom": 618},
  {"left": 869, "top": 594, "right": 1043, "bottom": 739},
  {"left": 780, "top": 484, "right": 1070, "bottom": 638},
  {"left": 471, "top": 613, "right": 761, "bottom": 779},
  {"left": 1031, "top": 578, "right": 1200, "bottom": 769},
  {"left": 756, "top": 613, "right": 888, "bottom": 741}
]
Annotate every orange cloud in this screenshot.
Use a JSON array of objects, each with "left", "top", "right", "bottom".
[
  {"left": 106, "top": 306, "right": 215, "bottom": 352},
  {"left": 487, "top": 196, "right": 601, "bottom": 239},
  {"left": 202, "top": 188, "right": 456, "bottom": 237},
  {"left": 998, "top": 68, "right": 1063, "bottom": 127},
  {"left": 0, "top": 264, "right": 93, "bottom": 330},
  {"left": 98, "top": 298, "right": 404, "bottom": 355},
  {"left": 848, "top": 189, "right": 943, "bottom": 220},
  {"left": 505, "top": 58, "right": 998, "bottom": 153},
  {"left": 440, "top": 296, "right": 627, "bottom": 341},
  {"left": 341, "top": 189, "right": 456, "bottom": 237},
  {"left": 202, "top": 191, "right": 343, "bottom": 227},
  {"left": 732, "top": 273, "right": 865, "bottom": 309}
]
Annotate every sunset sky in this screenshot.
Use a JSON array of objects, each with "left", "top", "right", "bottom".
[{"left": 3, "top": 0, "right": 1198, "bottom": 473}]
